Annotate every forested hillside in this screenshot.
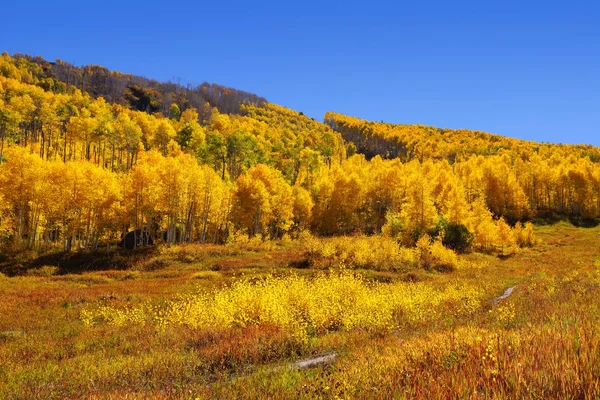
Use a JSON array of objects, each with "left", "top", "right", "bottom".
[
  {"left": 11, "top": 53, "right": 266, "bottom": 117},
  {"left": 325, "top": 112, "right": 600, "bottom": 162},
  {"left": 0, "top": 53, "right": 598, "bottom": 254},
  {"left": 325, "top": 112, "right": 600, "bottom": 220}
]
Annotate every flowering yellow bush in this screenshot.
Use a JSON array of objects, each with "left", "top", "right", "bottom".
[
  {"left": 81, "top": 273, "right": 484, "bottom": 340},
  {"left": 416, "top": 235, "right": 459, "bottom": 271},
  {"left": 304, "top": 236, "right": 416, "bottom": 271},
  {"left": 482, "top": 332, "right": 501, "bottom": 381},
  {"left": 493, "top": 302, "right": 516, "bottom": 327},
  {"left": 81, "top": 304, "right": 148, "bottom": 327}
]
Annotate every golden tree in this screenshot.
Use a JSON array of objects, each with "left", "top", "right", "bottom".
[
  {"left": 400, "top": 168, "right": 438, "bottom": 240},
  {"left": 232, "top": 164, "right": 294, "bottom": 238}
]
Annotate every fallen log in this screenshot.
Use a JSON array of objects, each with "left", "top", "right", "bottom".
[
  {"left": 293, "top": 353, "right": 337, "bottom": 369},
  {"left": 493, "top": 286, "right": 516, "bottom": 305}
]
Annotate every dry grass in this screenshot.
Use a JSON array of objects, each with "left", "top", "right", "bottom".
[{"left": 0, "top": 222, "right": 599, "bottom": 399}]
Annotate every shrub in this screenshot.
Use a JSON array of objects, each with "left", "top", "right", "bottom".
[
  {"left": 382, "top": 212, "right": 403, "bottom": 239},
  {"left": 442, "top": 222, "right": 474, "bottom": 253},
  {"left": 81, "top": 272, "right": 485, "bottom": 338},
  {"left": 305, "top": 235, "right": 416, "bottom": 271},
  {"left": 26, "top": 265, "right": 59, "bottom": 277},
  {"left": 513, "top": 222, "right": 536, "bottom": 247},
  {"left": 429, "top": 219, "right": 474, "bottom": 253},
  {"left": 137, "top": 257, "right": 170, "bottom": 271},
  {"left": 416, "top": 235, "right": 459, "bottom": 272}
]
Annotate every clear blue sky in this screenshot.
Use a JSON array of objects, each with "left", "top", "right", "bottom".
[{"left": 2, "top": 0, "right": 599, "bottom": 145}]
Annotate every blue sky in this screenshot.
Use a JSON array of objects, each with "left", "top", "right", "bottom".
[{"left": 2, "top": 0, "right": 599, "bottom": 145}]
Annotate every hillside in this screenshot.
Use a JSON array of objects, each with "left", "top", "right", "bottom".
[
  {"left": 1, "top": 52, "right": 600, "bottom": 255},
  {"left": 325, "top": 111, "right": 600, "bottom": 161},
  {"left": 11, "top": 53, "right": 267, "bottom": 118},
  {"left": 325, "top": 111, "right": 600, "bottom": 220}
]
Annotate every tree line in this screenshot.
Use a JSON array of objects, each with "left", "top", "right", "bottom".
[
  {"left": 0, "top": 53, "right": 598, "bottom": 254},
  {"left": 11, "top": 53, "right": 266, "bottom": 118}
]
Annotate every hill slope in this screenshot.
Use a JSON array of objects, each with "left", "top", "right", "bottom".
[
  {"left": 0, "top": 52, "right": 599, "bottom": 254},
  {"left": 11, "top": 53, "right": 266, "bottom": 118},
  {"left": 325, "top": 111, "right": 600, "bottom": 162}
]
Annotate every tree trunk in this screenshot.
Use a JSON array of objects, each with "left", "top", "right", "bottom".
[
  {"left": 0, "top": 130, "right": 5, "bottom": 164},
  {"left": 63, "top": 127, "right": 68, "bottom": 163}
]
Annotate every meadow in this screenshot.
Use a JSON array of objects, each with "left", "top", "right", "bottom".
[{"left": 0, "top": 222, "right": 599, "bottom": 399}]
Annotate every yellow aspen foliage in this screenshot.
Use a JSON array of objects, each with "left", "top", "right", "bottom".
[
  {"left": 0, "top": 147, "right": 48, "bottom": 245},
  {"left": 311, "top": 166, "right": 366, "bottom": 235},
  {"left": 122, "top": 150, "right": 162, "bottom": 232},
  {"left": 513, "top": 222, "right": 536, "bottom": 247},
  {"left": 54, "top": 161, "right": 121, "bottom": 249},
  {"left": 291, "top": 186, "right": 314, "bottom": 231},
  {"left": 153, "top": 120, "right": 176, "bottom": 155},
  {"left": 112, "top": 111, "right": 142, "bottom": 165},
  {"left": 0, "top": 186, "right": 13, "bottom": 242},
  {"left": 294, "top": 147, "right": 322, "bottom": 187},
  {"left": 156, "top": 155, "right": 188, "bottom": 243},
  {"left": 442, "top": 179, "right": 471, "bottom": 225},
  {"left": 400, "top": 169, "right": 438, "bottom": 240},
  {"left": 1, "top": 53, "right": 598, "bottom": 252},
  {"left": 416, "top": 235, "right": 459, "bottom": 271},
  {"left": 468, "top": 197, "right": 499, "bottom": 251},
  {"left": 232, "top": 164, "right": 294, "bottom": 238},
  {"left": 364, "top": 157, "right": 407, "bottom": 231},
  {"left": 496, "top": 217, "right": 518, "bottom": 256},
  {"left": 175, "top": 108, "right": 206, "bottom": 151},
  {"left": 66, "top": 109, "right": 97, "bottom": 159}
]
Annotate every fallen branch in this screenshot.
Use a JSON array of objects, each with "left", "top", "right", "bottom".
[
  {"left": 294, "top": 353, "right": 337, "bottom": 369},
  {"left": 493, "top": 286, "right": 516, "bottom": 305}
]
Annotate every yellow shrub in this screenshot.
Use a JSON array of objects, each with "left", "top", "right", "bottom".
[
  {"left": 82, "top": 273, "right": 484, "bottom": 339},
  {"left": 280, "top": 233, "right": 292, "bottom": 244},
  {"left": 417, "top": 235, "right": 459, "bottom": 272},
  {"left": 493, "top": 302, "right": 516, "bottom": 326},
  {"left": 513, "top": 222, "right": 536, "bottom": 247},
  {"left": 297, "top": 229, "right": 314, "bottom": 242},
  {"left": 305, "top": 235, "right": 416, "bottom": 271},
  {"left": 232, "top": 231, "right": 250, "bottom": 244}
]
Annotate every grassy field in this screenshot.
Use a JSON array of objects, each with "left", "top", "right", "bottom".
[{"left": 1, "top": 222, "right": 599, "bottom": 399}]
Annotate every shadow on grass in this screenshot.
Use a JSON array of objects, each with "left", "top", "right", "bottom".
[
  {"left": 530, "top": 215, "right": 565, "bottom": 226},
  {"left": 568, "top": 217, "right": 600, "bottom": 228},
  {"left": 531, "top": 215, "right": 600, "bottom": 228},
  {"left": 1, "top": 247, "right": 157, "bottom": 276}
]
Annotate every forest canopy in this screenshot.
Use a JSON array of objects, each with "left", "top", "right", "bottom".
[{"left": 0, "top": 52, "right": 598, "bottom": 253}]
